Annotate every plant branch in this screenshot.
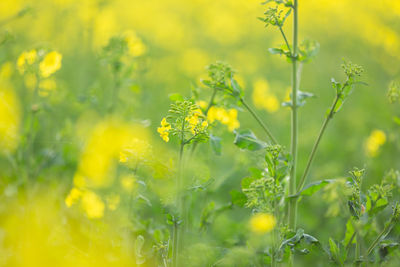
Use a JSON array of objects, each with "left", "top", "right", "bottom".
[
  {"left": 366, "top": 222, "right": 395, "bottom": 257},
  {"left": 288, "top": 0, "right": 298, "bottom": 229},
  {"left": 297, "top": 94, "right": 340, "bottom": 192},
  {"left": 240, "top": 98, "right": 278, "bottom": 144},
  {"left": 278, "top": 26, "right": 292, "bottom": 55}
]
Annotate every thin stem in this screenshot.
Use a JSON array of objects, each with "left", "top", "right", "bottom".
[
  {"left": 240, "top": 98, "right": 278, "bottom": 144},
  {"left": 366, "top": 222, "right": 394, "bottom": 257},
  {"left": 288, "top": 0, "right": 299, "bottom": 230},
  {"left": 172, "top": 119, "right": 186, "bottom": 267},
  {"left": 355, "top": 233, "right": 361, "bottom": 267},
  {"left": 205, "top": 88, "right": 217, "bottom": 115},
  {"left": 189, "top": 87, "right": 218, "bottom": 157},
  {"left": 278, "top": 26, "right": 292, "bottom": 55},
  {"left": 297, "top": 94, "right": 340, "bottom": 192}
]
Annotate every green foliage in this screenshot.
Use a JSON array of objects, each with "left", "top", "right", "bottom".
[
  {"left": 167, "top": 100, "right": 209, "bottom": 144},
  {"left": 387, "top": 80, "right": 400, "bottom": 104},
  {"left": 233, "top": 129, "right": 266, "bottom": 151},
  {"left": 259, "top": 6, "right": 292, "bottom": 28}
]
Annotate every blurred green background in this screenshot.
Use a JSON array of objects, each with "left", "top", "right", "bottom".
[{"left": 0, "top": 0, "right": 399, "bottom": 266}]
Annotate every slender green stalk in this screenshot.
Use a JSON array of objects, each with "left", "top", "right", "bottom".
[
  {"left": 278, "top": 26, "right": 292, "bottom": 55},
  {"left": 297, "top": 94, "right": 340, "bottom": 192},
  {"left": 355, "top": 233, "right": 361, "bottom": 267},
  {"left": 172, "top": 119, "right": 186, "bottom": 267},
  {"left": 288, "top": 0, "right": 299, "bottom": 229},
  {"left": 366, "top": 222, "right": 394, "bottom": 257},
  {"left": 171, "top": 222, "right": 179, "bottom": 267},
  {"left": 205, "top": 88, "right": 217, "bottom": 115},
  {"left": 189, "top": 87, "right": 218, "bottom": 159},
  {"left": 240, "top": 98, "right": 278, "bottom": 144}
]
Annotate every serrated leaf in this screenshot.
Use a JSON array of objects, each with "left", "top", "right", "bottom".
[{"left": 233, "top": 129, "right": 266, "bottom": 151}]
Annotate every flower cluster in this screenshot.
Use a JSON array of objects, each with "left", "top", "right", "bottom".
[
  {"left": 365, "top": 129, "right": 386, "bottom": 157},
  {"left": 207, "top": 106, "right": 239, "bottom": 132},
  {"left": 124, "top": 30, "right": 147, "bottom": 57},
  {"left": 17, "top": 49, "right": 62, "bottom": 78},
  {"left": 186, "top": 109, "right": 208, "bottom": 135},
  {"left": 158, "top": 101, "right": 209, "bottom": 144},
  {"left": 205, "top": 61, "right": 234, "bottom": 89},
  {"left": 342, "top": 61, "right": 364, "bottom": 79},
  {"left": 157, "top": 118, "right": 171, "bottom": 142},
  {"left": 249, "top": 213, "right": 277, "bottom": 234},
  {"left": 16, "top": 50, "right": 37, "bottom": 74}
]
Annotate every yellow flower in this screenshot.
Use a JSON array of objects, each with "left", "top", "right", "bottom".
[
  {"left": 158, "top": 117, "right": 171, "bottom": 142},
  {"left": 106, "top": 194, "right": 120, "bottom": 211},
  {"left": 0, "top": 88, "right": 21, "bottom": 153},
  {"left": 365, "top": 129, "right": 386, "bottom": 157},
  {"left": 124, "top": 31, "right": 147, "bottom": 57},
  {"left": 24, "top": 73, "right": 37, "bottom": 90},
  {"left": 208, "top": 106, "right": 239, "bottom": 131},
  {"left": 186, "top": 113, "right": 200, "bottom": 134},
  {"left": 39, "top": 51, "right": 62, "bottom": 78},
  {"left": 119, "top": 138, "right": 152, "bottom": 164},
  {"left": 38, "top": 78, "right": 57, "bottom": 97},
  {"left": 196, "top": 100, "right": 208, "bottom": 109},
  {"left": 0, "top": 62, "right": 13, "bottom": 79},
  {"left": 81, "top": 190, "right": 105, "bottom": 219},
  {"left": 252, "top": 78, "right": 279, "bottom": 113},
  {"left": 250, "top": 213, "right": 276, "bottom": 234},
  {"left": 16, "top": 50, "right": 37, "bottom": 74},
  {"left": 201, "top": 120, "right": 208, "bottom": 129},
  {"left": 119, "top": 151, "right": 128, "bottom": 163},
  {"left": 120, "top": 174, "right": 136, "bottom": 192},
  {"left": 65, "top": 187, "right": 83, "bottom": 207}
]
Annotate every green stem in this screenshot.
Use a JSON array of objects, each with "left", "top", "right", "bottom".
[
  {"left": 355, "top": 233, "right": 361, "bottom": 267},
  {"left": 240, "top": 98, "right": 278, "bottom": 144},
  {"left": 297, "top": 94, "right": 340, "bottom": 192},
  {"left": 189, "top": 87, "right": 218, "bottom": 157},
  {"left": 278, "top": 25, "right": 292, "bottom": 55},
  {"left": 205, "top": 88, "right": 217, "bottom": 115},
  {"left": 172, "top": 119, "right": 186, "bottom": 267},
  {"left": 288, "top": 0, "right": 298, "bottom": 230},
  {"left": 366, "top": 222, "right": 394, "bottom": 257},
  {"left": 172, "top": 221, "right": 179, "bottom": 267}
]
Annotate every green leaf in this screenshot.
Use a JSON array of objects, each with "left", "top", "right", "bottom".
[
  {"left": 241, "top": 177, "right": 256, "bottom": 190},
  {"left": 297, "top": 90, "right": 316, "bottom": 107},
  {"left": 230, "top": 190, "right": 247, "bottom": 207},
  {"left": 201, "top": 79, "right": 213, "bottom": 88},
  {"left": 393, "top": 116, "right": 400, "bottom": 125},
  {"left": 209, "top": 134, "right": 222, "bottom": 155},
  {"left": 233, "top": 129, "right": 266, "bottom": 151},
  {"left": 288, "top": 180, "right": 332, "bottom": 198},
  {"left": 329, "top": 238, "right": 341, "bottom": 264},
  {"left": 230, "top": 77, "right": 243, "bottom": 98},
  {"left": 343, "top": 219, "right": 355, "bottom": 247},
  {"left": 135, "top": 235, "right": 146, "bottom": 264},
  {"left": 268, "top": 47, "right": 285, "bottom": 55},
  {"left": 166, "top": 214, "right": 174, "bottom": 225}
]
